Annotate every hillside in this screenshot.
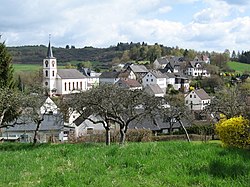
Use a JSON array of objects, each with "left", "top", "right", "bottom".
[
  {"left": 8, "top": 45, "right": 123, "bottom": 65},
  {"left": 227, "top": 61, "right": 250, "bottom": 74}
]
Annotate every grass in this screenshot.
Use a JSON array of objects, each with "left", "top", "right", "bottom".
[
  {"left": 13, "top": 64, "right": 42, "bottom": 72},
  {"left": 0, "top": 141, "right": 249, "bottom": 186},
  {"left": 227, "top": 61, "right": 250, "bottom": 74}
]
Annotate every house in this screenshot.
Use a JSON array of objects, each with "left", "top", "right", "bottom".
[
  {"left": 185, "top": 60, "right": 210, "bottom": 78},
  {"left": 99, "top": 71, "right": 121, "bottom": 84},
  {"left": 185, "top": 89, "right": 211, "bottom": 111},
  {"left": 99, "top": 70, "right": 136, "bottom": 85},
  {"left": 43, "top": 41, "right": 88, "bottom": 96},
  {"left": 1, "top": 97, "right": 74, "bottom": 143},
  {"left": 73, "top": 115, "right": 106, "bottom": 137},
  {"left": 115, "top": 79, "right": 142, "bottom": 90},
  {"left": 153, "top": 57, "right": 169, "bottom": 69},
  {"left": 144, "top": 84, "right": 165, "bottom": 97},
  {"left": 129, "top": 115, "right": 191, "bottom": 135},
  {"left": 81, "top": 68, "right": 101, "bottom": 90},
  {"left": 142, "top": 70, "right": 167, "bottom": 92},
  {"left": 173, "top": 74, "right": 190, "bottom": 93},
  {"left": 126, "top": 64, "right": 149, "bottom": 82}
]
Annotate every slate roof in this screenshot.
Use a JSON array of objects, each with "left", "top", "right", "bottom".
[
  {"left": 145, "top": 84, "right": 164, "bottom": 95},
  {"left": 150, "top": 70, "right": 167, "bottom": 78},
  {"left": 128, "top": 64, "right": 149, "bottom": 73},
  {"left": 155, "top": 57, "right": 169, "bottom": 65},
  {"left": 57, "top": 69, "right": 86, "bottom": 79},
  {"left": 115, "top": 79, "right": 142, "bottom": 88},
  {"left": 129, "top": 116, "right": 190, "bottom": 131},
  {"left": 99, "top": 71, "right": 120, "bottom": 78},
  {"left": 46, "top": 41, "right": 55, "bottom": 58},
  {"left": 193, "top": 89, "right": 210, "bottom": 100},
  {"left": 6, "top": 114, "right": 64, "bottom": 132}
]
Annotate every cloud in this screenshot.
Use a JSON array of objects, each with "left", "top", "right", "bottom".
[
  {"left": 158, "top": 6, "right": 172, "bottom": 14},
  {"left": 1, "top": 0, "right": 250, "bottom": 53}
]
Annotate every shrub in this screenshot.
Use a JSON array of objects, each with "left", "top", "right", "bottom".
[{"left": 215, "top": 116, "right": 250, "bottom": 149}]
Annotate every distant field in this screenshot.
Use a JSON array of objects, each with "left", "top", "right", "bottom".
[
  {"left": 227, "top": 61, "right": 250, "bottom": 74},
  {"left": 13, "top": 64, "right": 41, "bottom": 72},
  {"left": 13, "top": 64, "right": 66, "bottom": 73},
  {"left": 0, "top": 141, "right": 249, "bottom": 186}
]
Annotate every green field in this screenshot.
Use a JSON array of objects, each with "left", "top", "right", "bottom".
[
  {"left": 227, "top": 61, "right": 250, "bottom": 74},
  {"left": 13, "top": 64, "right": 42, "bottom": 72},
  {"left": 0, "top": 141, "right": 249, "bottom": 186}
]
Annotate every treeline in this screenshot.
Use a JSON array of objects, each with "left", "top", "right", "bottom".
[
  {"left": 8, "top": 42, "right": 232, "bottom": 71},
  {"left": 231, "top": 50, "right": 250, "bottom": 64},
  {"left": 8, "top": 45, "right": 124, "bottom": 65}
]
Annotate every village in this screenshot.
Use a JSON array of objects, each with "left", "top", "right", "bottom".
[{"left": 1, "top": 41, "right": 249, "bottom": 144}]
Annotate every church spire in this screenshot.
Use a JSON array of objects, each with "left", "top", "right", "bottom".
[{"left": 47, "top": 35, "right": 53, "bottom": 58}]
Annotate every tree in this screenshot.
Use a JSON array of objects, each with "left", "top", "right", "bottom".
[
  {"left": 159, "top": 93, "right": 192, "bottom": 142},
  {"left": 0, "top": 40, "right": 15, "bottom": 88},
  {"left": 69, "top": 85, "right": 159, "bottom": 144},
  {"left": 208, "top": 86, "right": 249, "bottom": 120},
  {"left": 0, "top": 88, "right": 23, "bottom": 128}
]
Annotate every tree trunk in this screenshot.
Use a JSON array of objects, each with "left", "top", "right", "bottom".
[
  {"left": 119, "top": 128, "right": 126, "bottom": 144},
  {"left": 105, "top": 128, "right": 111, "bottom": 146},
  {"left": 33, "top": 122, "right": 41, "bottom": 144},
  {"left": 178, "top": 119, "right": 190, "bottom": 142}
]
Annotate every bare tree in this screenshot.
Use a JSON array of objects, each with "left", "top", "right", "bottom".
[
  {"left": 0, "top": 88, "right": 23, "bottom": 128},
  {"left": 69, "top": 84, "right": 159, "bottom": 144}
]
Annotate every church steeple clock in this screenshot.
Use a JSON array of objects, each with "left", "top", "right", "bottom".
[{"left": 43, "top": 40, "right": 57, "bottom": 96}]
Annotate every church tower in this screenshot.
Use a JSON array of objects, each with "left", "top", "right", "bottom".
[{"left": 43, "top": 41, "right": 57, "bottom": 96}]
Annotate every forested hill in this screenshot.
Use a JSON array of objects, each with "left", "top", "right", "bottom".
[{"left": 7, "top": 45, "right": 124, "bottom": 65}]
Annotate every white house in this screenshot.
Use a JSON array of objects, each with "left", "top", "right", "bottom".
[
  {"left": 43, "top": 41, "right": 88, "bottom": 96},
  {"left": 185, "top": 61, "right": 210, "bottom": 78},
  {"left": 1, "top": 97, "right": 73, "bottom": 143},
  {"left": 73, "top": 115, "right": 106, "bottom": 137},
  {"left": 81, "top": 68, "right": 101, "bottom": 90},
  {"left": 185, "top": 89, "right": 211, "bottom": 111},
  {"left": 142, "top": 70, "right": 167, "bottom": 93}
]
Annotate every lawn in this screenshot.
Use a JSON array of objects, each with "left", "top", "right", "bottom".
[
  {"left": 0, "top": 141, "right": 249, "bottom": 186},
  {"left": 227, "top": 61, "right": 250, "bottom": 74}
]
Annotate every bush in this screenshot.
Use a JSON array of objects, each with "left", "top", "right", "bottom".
[{"left": 215, "top": 116, "right": 250, "bottom": 149}]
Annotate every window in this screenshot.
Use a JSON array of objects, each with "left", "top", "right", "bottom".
[
  {"left": 151, "top": 79, "right": 153, "bottom": 82},
  {"left": 64, "top": 82, "right": 67, "bottom": 91},
  {"left": 69, "top": 82, "right": 71, "bottom": 91},
  {"left": 194, "top": 95, "right": 196, "bottom": 98},
  {"left": 146, "top": 79, "right": 148, "bottom": 82},
  {"left": 52, "top": 71, "right": 55, "bottom": 77},
  {"left": 190, "top": 95, "right": 192, "bottom": 98},
  {"left": 52, "top": 61, "right": 55, "bottom": 67},
  {"left": 45, "top": 82, "right": 48, "bottom": 86},
  {"left": 45, "top": 60, "right": 48, "bottom": 67},
  {"left": 76, "top": 82, "right": 79, "bottom": 89},
  {"left": 45, "top": 70, "right": 48, "bottom": 77},
  {"left": 186, "top": 100, "right": 188, "bottom": 104},
  {"left": 73, "top": 82, "right": 75, "bottom": 90},
  {"left": 80, "top": 82, "right": 82, "bottom": 90}
]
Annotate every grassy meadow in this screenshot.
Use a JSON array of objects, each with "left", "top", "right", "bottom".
[
  {"left": 227, "top": 61, "right": 250, "bottom": 74},
  {"left": 0, "top": 141, "right": 249, "bottom": 187}
]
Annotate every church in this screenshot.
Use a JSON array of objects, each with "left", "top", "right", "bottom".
[{"left": 43, "top": 42, "right": 88, "bottom": 96}]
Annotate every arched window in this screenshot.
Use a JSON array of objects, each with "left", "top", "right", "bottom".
[
  {"left": 64, "top": 82, "right": 67, "bottom": 91},
  {"left": 73, "top": 82, "right": 75, "bottom": 90},
  {"left": 52, "top": 71, "right": 55, "bottom": 77},
  {"left": 45, "top": 60, "right": 48, "bottom": 67},
  {"left": 69, "top": 82, "right": 71, "bottom": 91},
  {"left": 45, "top": 82, "right": 48, "bottom": 86},
  {"left": 52, "top": 61, "right": 55, "bottom": 67},
  {"left": 45, "top": 70, "right": 48, "bottom": 77}
]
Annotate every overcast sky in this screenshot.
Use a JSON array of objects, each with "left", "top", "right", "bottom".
[{"left": 1, "top": 0, "right": 250, "bottom": 52}]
